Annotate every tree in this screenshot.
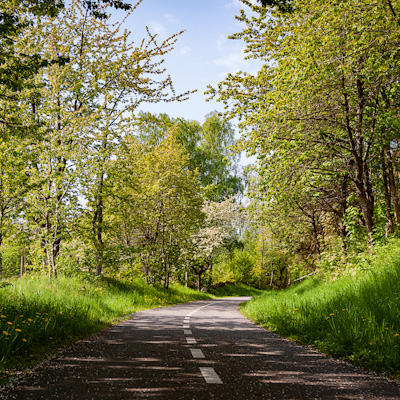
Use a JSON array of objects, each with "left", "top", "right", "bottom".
[
  {"left": 6, "top": 0, "right": 190, "bottom": 277},
  {"left": 106, "top": 133, "right": 204, "bottom": 288},
  {"left": 210, "top": 0, "right": 400, "bottom": 252},
  {"left": 186, "top": 197, "right": 247, "bottom": 290},
  {"left": 135, "top": 111, "right": 243, "bottom": 201}
]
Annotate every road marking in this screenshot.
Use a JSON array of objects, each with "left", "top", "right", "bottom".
[
  {"left": 190, "top": 349, "right": 205, "bottom": 359},
  {"left": 186, "top": 337, "right": 197, "bottom": 344},
  {"left": 200, "top": 367, "right": 223, "bottom": 384},
  {"left": 183, "top": 324, "right": 190, "bottom": 329},
  {"left": 184, "top": 330, "right": 192, "bottom": 335}
]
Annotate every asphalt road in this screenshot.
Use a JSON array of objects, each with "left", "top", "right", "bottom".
[{"left": 1, "top": 297, "right": 400, "bottom": 399}]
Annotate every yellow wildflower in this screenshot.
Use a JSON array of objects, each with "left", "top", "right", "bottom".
[
  {"left": 3, "top": 331, "right": 9, "bottom": 336},
  {"left": 27, "top": 318, "right": 33, "bottom": 322},
  {"left": 22, "top": 338, "right": 27, "bottom": 342},
  {"left": 7, "top": 322, "right": 12, "bottom": 325},
  {"left": 15, "top": 328, "right": 21, "bottom": 332}
]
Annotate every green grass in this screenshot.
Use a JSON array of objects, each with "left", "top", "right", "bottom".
[
  {"left": 240, "top": 243, "right": 400, "bottom": 376},
  {"left": 208, "top": 282, "right": 265, "bottom": 297},
  {"left": 0, "top": 273, "right": 212, "bottom": 376}
]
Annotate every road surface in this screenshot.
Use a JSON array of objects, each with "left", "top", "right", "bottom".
[{"left": 1, "top": 297, "right": 400, "bottom": 399}]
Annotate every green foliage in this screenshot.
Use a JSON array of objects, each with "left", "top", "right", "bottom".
[
  {"left": 135, "top": 111, "right": 243, "bottom": 201},
  {"left": 241, "top": 240, "right": 400, "bottom": 374}
]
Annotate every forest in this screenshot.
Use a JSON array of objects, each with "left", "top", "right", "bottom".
[
  {"left": 0, "top": 0, "right": 251, "bottom": 291},
  {"left": 1, "top": 0, "right": 400, "bottom": 290},
  {"left": 1, "top": 0, "right": 400, "bottom": 377}
]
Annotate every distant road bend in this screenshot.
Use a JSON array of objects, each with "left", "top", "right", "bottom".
[{"left": 2, "top": 297, "right": 400, "bottom": 399}]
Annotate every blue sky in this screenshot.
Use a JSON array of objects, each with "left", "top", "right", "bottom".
[{"left": 117, "top": 0, "right": 261, "bottom": 124}]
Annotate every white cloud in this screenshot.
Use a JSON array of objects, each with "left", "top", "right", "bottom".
[
  {"left": 225, "top": 0, "right": 242, "bottom": 8},
  {"left": 216, "top": 34, "right": 227, "bottom": 51},
  {"left": 180, "top": 46, "right": 192, "bottom": 56},
  {"left": 213, "top": 51, "right": 247, "bottom": 70},
  {"left": 164, "top": 13, "right": 178, "bottom": 24},
  {"left": 148, "top": 21, "right": 167, "bottom": 37},
  {"left": 225, "top": 0, "right": 257, "bottom": 8}
]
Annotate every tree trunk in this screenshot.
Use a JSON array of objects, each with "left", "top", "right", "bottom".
[
  {"left": 386, "top": 150, "right": 400, "bottom": 225},
  {"left": 311, "top": 212, "right": 321, "bottom": 261},
  {"left": 381, "top": 150, "right": 394, "bottom": 237},
  {"left": 354, "top": 156, "right": 375, "bottom": 245},
  {"left": 92, "top": 172, "right": 105, "bottom": 276}
]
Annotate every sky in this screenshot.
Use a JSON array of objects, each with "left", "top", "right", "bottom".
[{"left": 112, "top": 0, "right": 261, "bottom": 125}]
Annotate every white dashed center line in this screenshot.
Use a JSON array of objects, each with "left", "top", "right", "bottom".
[
  {"left": 190, "top": 349, "right": 205, "bottom": 359},
  {"left": 200, "top": 367, "right": 223, "bottom": 384},
  {"left": 182, "top": 303, "right": 222, "bottom": 385}
]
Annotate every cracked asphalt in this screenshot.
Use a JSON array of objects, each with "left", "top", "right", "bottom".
[{"left": 1, "top": 297, "right": 400, "bottom": 399}]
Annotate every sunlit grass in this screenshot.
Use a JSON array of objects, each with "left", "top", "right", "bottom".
[
  {"left": 241, "top": 243, "right": 400, "bottom": 375},
  {"left": 0, "top": 274, "right": 212, "bottom": 371},
  {"left": 208, "top": 282, "right": 266, "bottom": 297}
]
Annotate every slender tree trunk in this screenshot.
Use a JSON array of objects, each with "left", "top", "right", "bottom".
[
  {"left": 311, "top": 212, "right": 321, "bottom": 261},
  {"left": 92, "top": 171, "right": 105, "bottom": 276},
  {"left": 381, "top": 150, "right": 394, "bottom": 237},
  {"left": 338, "top": 174, "right": 348, "bottom": 258},
  {"left": 196, "top": 273, "right": 200, "bottom": 291},
  {"left": 354, "top": 156, "right": 375, "bottom": 245},
  {"left": 269, "top": 248, "right": 274, "bottom": 287},
  {"left": 386, "top": 150, "right": 400, "bottom": 225}
]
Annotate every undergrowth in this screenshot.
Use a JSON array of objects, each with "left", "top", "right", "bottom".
[
  {"left": 240, "top": 240, "right": 400, "bottom": 376},
  {"left": 208, "top": 282, "right": 265, "bottom": 297}
]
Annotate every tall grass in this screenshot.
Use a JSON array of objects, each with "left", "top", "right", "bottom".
[
  {"left": 0, "top": 274, "right": 211, "bottom": 370},
  {"left": 241, "top": 241, "right": 400, "bottom": 375}
]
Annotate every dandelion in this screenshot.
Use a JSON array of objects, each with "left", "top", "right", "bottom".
[
  {"left": 326, "top": 316, "right": 330, "bottom": 320},
  {"left": 369, "top": 342, "right": 373, "bottom": 345},
  {"left": 22, "top": 339, "right": 27, "bottom": 342},
  {"left": 341, "top": 309, "right": 346, "bottom": 311},
  {"left": 362, "top": 318, "right": 367, "bottom": 321},
  {"left": 294, "top": 308, "right": 299, "bottom": 311},
  {"left": 15, "top": 328, "right": 21, "bottom": 332},
  {"left": 7, "top": 322, "right": 12, "bottom": 325},
  {"left": 395, "top": 333, "right": 399, "bottom": 337},
  {"left": 19, "top": 315, "right": 23, "bottom": 318},
  {"left": 27, "top": 318, "right": 33, "bottom": 322},
  {"left": 3, "top": 331, "right": 9, "bottom": 336},
  {"left": 329, "top": 313, "right": 335, "bottom": 316},
  {"left": 385, "top": 327, "right": 389, "bottom": 330},
  {"left": 1, "top": 315, "right": 6, "bottom": 318}
]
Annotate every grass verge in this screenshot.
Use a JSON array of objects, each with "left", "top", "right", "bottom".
[
  {"left": 240, "top": 242, "right": 400, "bottom": 377},
  {"left": 208, "top": 282, "right": 265, "bottom": 297},
  {"left": 0, "top": 273, "right": 212, "bottom": 381}
]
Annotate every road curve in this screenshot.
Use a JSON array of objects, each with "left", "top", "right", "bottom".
[{"left": 1, "top": 297, "right": 400, "bottom": 399}]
